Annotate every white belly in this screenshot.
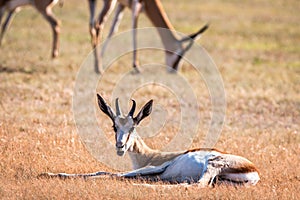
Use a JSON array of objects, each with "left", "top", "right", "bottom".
[{"left": 161, "top": 151, "right": 220, "bottom": 183}]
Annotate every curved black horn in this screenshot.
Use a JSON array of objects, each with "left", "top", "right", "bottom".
[
  {"left": 115, "top": 98, "right": 122, "bottom": 116},
  {"left": 128, "top": 99, "right": 136, "bottom": 117}
]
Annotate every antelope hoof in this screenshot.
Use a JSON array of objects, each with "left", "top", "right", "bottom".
[
  {"left": 37, "top": 172, "right": 57, "bottom": 179},
  {"left": 131, "top": 63, "right": 141, "bottom": 74},
  {"left": 94, "top": 66, "right": 103, "bottom": 74},
  {"left": 167, "top": 66, "right": 178, "bottom": 74},
  {"left": 93, "top": 61, "right": 103, "bottom": 74},
  {"left": 131, "top": 67, "right": 141, "bottom": 74},
  {"left": 52, "top": 50, "right": 59, "bottom": 59}
]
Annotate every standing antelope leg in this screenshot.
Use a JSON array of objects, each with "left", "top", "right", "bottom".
[
  {"left": 37, "top": 7, "right": 60, "bottom": 58},
  {"left": 0, "top": 10, "right": 15, "bottom": 46},
  {"left": 0, "top": 0, "right": 61, "bottom": 58},
  {"left": 95, "top": 0, "right": 117, "bottom": 44},
  {"left": 0, "top": 8, "right": 6, "bottom": 44},
  {"left": 100, "top": 3, "right": 125, "bottom": 58},
  {"left": 92, "top": 0, "right": 117, "bottom": 73},
  {"left": 131, "top": 0, "right": 143, "bottom": 73},
  {"left": 0, "top": 7, "right": 4, "bottom": 23},
  {"left": 88, "top": 0, "right": 101, "bottom": 73},
  {"left": 88, "top": 0, "right": 97, "bottom": 45}
]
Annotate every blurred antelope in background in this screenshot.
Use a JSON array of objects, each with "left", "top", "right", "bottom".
[
  {"left": 0, "top": 0, "right": 61, "bottom": 58},
  {"left": 88, "top": 0, "right": 208, "bottom": 73},
  {"left": 42, "top": 94, "right": 260, "bottom": 187}
]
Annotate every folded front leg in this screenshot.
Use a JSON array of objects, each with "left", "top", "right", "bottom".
[{"left": 120, "top": 161, "right": 172, "bottom": 180}]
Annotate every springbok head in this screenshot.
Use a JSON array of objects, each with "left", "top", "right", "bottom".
[
  {"left": 97, "top": 94, "right": 153, "bottom": 156},
  {"left": 166, "top": 24, "right": 209, "bottom": 71}
]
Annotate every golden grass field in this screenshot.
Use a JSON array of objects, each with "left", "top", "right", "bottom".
[{"left": 0, "top": 0, "right": 299, "bottom": 199}]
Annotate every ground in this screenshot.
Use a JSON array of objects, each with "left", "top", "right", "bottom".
[{"left": 0, "top": 0, "right": 299, "bottom": 199}]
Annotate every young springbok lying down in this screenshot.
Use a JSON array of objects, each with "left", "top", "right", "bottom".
[{"left": 43, "top": 94, "right": 260, "bottom": 186}]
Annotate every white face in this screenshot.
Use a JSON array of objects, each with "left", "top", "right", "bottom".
[
  {"left": 113, "top": 116, "right": 135, "bottom": 156},
  {"left": 97, "top": 94, "right": 153, "bottom": 157}
]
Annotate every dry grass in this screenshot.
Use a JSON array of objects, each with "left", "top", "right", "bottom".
[{"left": 0, "top": 0, "right": 299, "bottom": 199}]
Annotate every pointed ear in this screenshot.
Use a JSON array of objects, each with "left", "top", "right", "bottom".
[
  {"left": 134, "top": 100, "right": 153, "bottom": 125},
  {"left": 180, "top": 24, "right": 209, "bottom": 42},
  {"left": 188, "top": 24, "right": 209, "bottom": 41},
  {"left": 97, "top": 94, "right": 115, "bottom": 122}
]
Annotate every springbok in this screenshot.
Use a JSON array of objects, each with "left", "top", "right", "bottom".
[
  {"left": 0, "top": 0, "right": 61, "bottom": 58},
  {"left": 42, "top": 94, "right": 260, "bottom": 187},
  {"left": 88, "top": 0, "right": 208, "bottom": 73}
]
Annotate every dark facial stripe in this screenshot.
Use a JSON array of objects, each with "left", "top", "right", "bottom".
[{"left": 125, "top": 127, "right": 134, "bottom": 144}]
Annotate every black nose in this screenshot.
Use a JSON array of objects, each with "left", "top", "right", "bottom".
[{"left": 116, "top": 142, "right": 124, "bottom": 148}]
